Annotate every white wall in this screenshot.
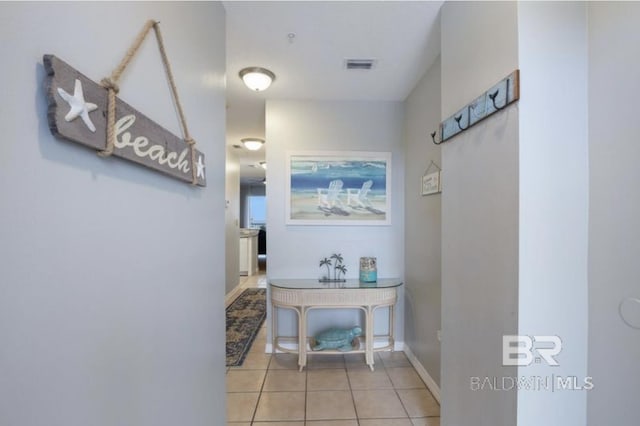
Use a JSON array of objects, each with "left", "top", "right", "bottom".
[
  {"left": 226, "top": 147, "right": 240, "bottom": 295},
  {"left": 440, "top": 2, "right": 519, "bottom": 425},
  {"left": 403, "top": 56, "right": 442, "bottom": 386},
  {"left": 0, "top": 3, "right": 227, "bottom": 426},
  {"left": 440, "top": 3, "right": 593, "bottom": 425},
  {"left": 517, "top": 2, "right": 589, "bottom": 425},
  {"left": 588, "top": 3, "right": 640, "bottom": 425},
  {"left": 265, "top": 100, "right": 405, "bottom": 338}
]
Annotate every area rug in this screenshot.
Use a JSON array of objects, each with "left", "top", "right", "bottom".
[{"left": 226, "top": 288, "right": 266, "bottom": 367}]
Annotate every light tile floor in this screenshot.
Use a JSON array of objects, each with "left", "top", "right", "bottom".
[{"left": 227, "top": 273, "right": 440, "bottom": 425}]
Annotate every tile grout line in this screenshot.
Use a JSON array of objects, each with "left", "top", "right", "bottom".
[
  {"left": 393, "top": 385, "right": 413, "bottom": 421},
  {"left": 345, "top": 362, "right": 362, "bottom": 425},
  {"left": 249, "top": 359, "right": 269, "bottom": 424},
  {"left": 303, "top": 362, "right": 308, "bottom": 423}
]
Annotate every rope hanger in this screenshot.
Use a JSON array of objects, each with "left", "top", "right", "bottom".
[
  {"left": 423, "top": 160, "right": 441, "bottom": 176},
  {"left": 98, "top": 20, "right": 198, "bottom": 185}
]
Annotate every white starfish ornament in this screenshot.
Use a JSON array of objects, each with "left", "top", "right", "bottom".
[
  {"left": 57, "top": 79, "right": 98, "bottom": 132},
  {"left": 196, "top": 155, "right": 205, "bottom": 179}
]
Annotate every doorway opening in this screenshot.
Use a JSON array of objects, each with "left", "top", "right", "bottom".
[{"left": 248, "top": 195, "right": 267, "bottom": 273}]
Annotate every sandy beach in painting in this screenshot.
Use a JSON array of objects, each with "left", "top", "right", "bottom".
[{"left": 290, "top": 190, "right": 387, "bottom": 222}]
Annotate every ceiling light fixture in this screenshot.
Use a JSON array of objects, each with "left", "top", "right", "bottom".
[
  {"left": 241, "top": 138, "right": 265, "bottom": 151},
  {"left": 239, "top": 67, "right": 276, "bottom": 92}
]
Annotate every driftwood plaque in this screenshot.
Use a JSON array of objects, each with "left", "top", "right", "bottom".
[
  {"left": 435, "top": 70, "right": 520, "bottom": 144},
  {"left": 44, "top": 54, "right": 206, "bottom": 186}
]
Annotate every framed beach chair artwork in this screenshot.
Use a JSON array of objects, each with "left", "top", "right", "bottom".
[{"left": 285, "top": 151, "right": 391, "bottom": 225}]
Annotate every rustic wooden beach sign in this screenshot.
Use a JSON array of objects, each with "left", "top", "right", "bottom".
[{"left": 43, "top": 21, "right": 206, "bottom": 186}]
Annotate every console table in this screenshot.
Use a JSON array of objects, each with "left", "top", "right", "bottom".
[{"left": 269, "top": 278, "right": 403, "bottom": 371}]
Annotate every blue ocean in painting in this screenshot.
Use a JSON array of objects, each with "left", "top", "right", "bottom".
[{"left": 290, "top": 159, "right": 387, "bottom": 192}]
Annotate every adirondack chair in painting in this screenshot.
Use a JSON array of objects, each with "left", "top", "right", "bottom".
[
  {"left": 317, "top": 179, "right": 348, "bottom": 215},
  {"left": 347, "top": 180, "right": 374, "bottom": 209}
]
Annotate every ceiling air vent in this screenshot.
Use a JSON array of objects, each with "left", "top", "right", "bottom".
[{"left": 344, "top": 59, "right": 377, "bottom": 70}]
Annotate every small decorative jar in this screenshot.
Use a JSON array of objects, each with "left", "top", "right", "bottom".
[{"left": 359, "top": 257, "right": 377, "bottom": 282}]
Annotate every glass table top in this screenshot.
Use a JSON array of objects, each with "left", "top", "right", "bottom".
[{"left": 269, "top": 278, "right": 403, "bottom": 290}]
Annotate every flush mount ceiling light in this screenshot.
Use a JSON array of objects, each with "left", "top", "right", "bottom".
[
  {"left": 239, "top": 67, "right": 276, "bottom": 92},
  {"left": 241, "top": 138, "right": 265, "bottom": 151}
]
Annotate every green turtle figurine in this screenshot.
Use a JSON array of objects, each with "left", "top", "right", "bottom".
[{"left": 312, "top": 326, "right": 362, "bottom": 351}]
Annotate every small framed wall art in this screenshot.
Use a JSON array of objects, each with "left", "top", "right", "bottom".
[{"left": 421, "top": 160, "right": 441, "bottom": 196}]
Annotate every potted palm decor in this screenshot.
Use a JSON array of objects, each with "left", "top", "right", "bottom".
[{"left": 318, "top": 253, "right": 347, "bottom": 282}]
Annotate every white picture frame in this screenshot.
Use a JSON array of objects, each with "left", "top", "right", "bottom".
[
  {"left": 421, "top": 171, "right": 441, "bottom": 196},
  {"left": 285, "top": 151, "right": 392, "bottom": 226}
]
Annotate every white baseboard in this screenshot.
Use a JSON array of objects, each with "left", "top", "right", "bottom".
[
  {"left": 403, "top": 344, "right": 441, "bottom": 404},
  {"left": 224, "top": 284, "right": 245, "bottom": 308}
]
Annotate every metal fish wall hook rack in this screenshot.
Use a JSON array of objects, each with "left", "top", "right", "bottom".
[{"left": 430, "top": 70, "right": 520, "bottom": 145}]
